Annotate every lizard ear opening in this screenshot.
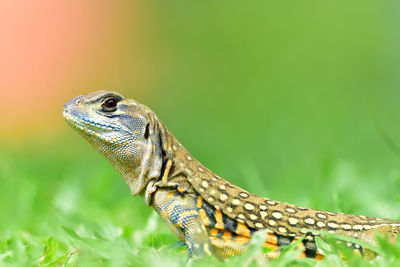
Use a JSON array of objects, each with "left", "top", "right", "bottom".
[
  {"left": 144, "top": 123, "right": 150, "bottom": 139},
  {"left": 156, "top": 122, "right": 169, "bottom": 157},
  {"left": 147, "top": 114, "right": 171, "bottom": 159},
  {"left": 145, "top": 113, "right": 169, "bottom": 157}
]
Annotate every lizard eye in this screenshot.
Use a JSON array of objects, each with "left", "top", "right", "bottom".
[{"left": 102, "top": 97, "right": 118, "bottom": 112}]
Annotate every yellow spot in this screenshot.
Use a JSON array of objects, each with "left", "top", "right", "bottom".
[
  {"left": 271, "top": 212, "right": 283, "bottom": 220},
  {"left": 267, "top": 200, "right": 276, "bottom": 205},
  {"left": 305, "top": 218, "right": 315, "bottom": 225},
  {"left": 286, "top": 208, "right": 296, "bottom": 213},
  {"left": 239, "top": 192, "right": 249, "bottom": 198},
  {"left": 219, "top": 194, "right": 228, "bottom": 201},
  {"left": 289, "top": 217, "right": 299, "bottom": 225},
  {"left": 238, "top": 213, "right": 246, "bottom": 220},
  {"left": 341, "top": 224, "right": 351, "bottom": 230},
  {"left": 260, "top": 205, "right": 267, "bottom": 210},
  {"left": 177, "top": 186, "right": 184, "bottom": 193},
  {"left": 219, "top": 184, "right": 226, "bottom": 190},
  {"left": 328, "top": 222, "right": 339, "bottom": 228},
  {"left": 198, "top": 167, "right": 204, "bottom": 172},
  {"left": 278, "top": 227, "right": 287, "bottom": 233},
  {"left": 227, "top": 207, "right": 233, "bottom": 213},
  {"left": 249, "top": 214, "right": 258, "bottom": 220},
  {"left": 260, "top": 211, "right": 268, "bottom": 220},
  {"left": 244, "top": 203, "right": 255, "bottom": 211},
  {"left": 353, "top": 249, "right": 361, "bottom": 257},
  {"left": 317, "top": 221, "right": 326, "bottom": 227},
  {"left": 232, "top": 199, "right": 241, "bottom": 205},
  {"left": 255, "top": 223, "right": 264, "bottom": 228},
  {"left": 269, "top": 220, "right": 276, "bottom": 226},
  {"left": 201, "top": 180, "right": 209, "bottom": 188},
  {"left": 316, "top": 213, "right": 327, "bottom": 219}
]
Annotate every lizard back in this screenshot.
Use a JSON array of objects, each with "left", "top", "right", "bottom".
[{"left": 64, "top": 90, "right": 400, "bottom": 260}]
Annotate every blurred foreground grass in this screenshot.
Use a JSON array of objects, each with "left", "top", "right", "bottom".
[
  {"left": 2, "top": 0, "right": 400, "bottom": 265},
  {"left": 1, "top": 129, "right": 400, "bottom": 266}
]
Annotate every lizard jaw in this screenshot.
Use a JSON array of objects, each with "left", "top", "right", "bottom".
[{"left": 63, "top": 110, "right": 129, "bottom": 143}]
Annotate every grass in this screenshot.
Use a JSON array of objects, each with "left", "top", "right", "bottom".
[
  {"left": 2, "top": 0, "right": 399, "bottom": 265},
  {"left": 1, "top": 129, "right": 400, "bottom": 266}
]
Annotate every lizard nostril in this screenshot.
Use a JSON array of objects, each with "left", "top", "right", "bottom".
[{"left": 77, "top": 100, "right": 83, "bottom": 105}]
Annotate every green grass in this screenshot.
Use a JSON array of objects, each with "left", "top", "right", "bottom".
[
  {"left": 1, "top": 131, "right": 400, "bottom": 267},
  {"left": 2, "top": 0, "right": 400, "bottom": 265}
]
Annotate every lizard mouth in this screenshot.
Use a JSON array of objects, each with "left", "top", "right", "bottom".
[{"left": 63, "top": 110, "right": 122, "bottom": 135}]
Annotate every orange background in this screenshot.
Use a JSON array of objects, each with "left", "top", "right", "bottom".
[{"left": 0, "top": 1, "right": 154, "bottom": 136}]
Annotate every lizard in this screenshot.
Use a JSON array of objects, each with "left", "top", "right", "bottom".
[{"left": 63, "top": 90, "right": 400, "bottom": 260}]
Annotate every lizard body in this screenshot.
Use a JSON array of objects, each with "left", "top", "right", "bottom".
[{"left": 63, "top": 91, "right": 400, "bottom": 260}]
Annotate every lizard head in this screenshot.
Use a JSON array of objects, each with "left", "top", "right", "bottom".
[{"left": 63, "top": 90, "right": 165, "bottom": 195}]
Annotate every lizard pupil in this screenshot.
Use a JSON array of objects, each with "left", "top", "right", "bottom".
[{"left": 102, "top": 97, "right": 118, "bottom": 111}]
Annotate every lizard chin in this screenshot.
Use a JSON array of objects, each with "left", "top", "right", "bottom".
[{"left": 63, "top": 109, "right": 164, "bottom": 197}]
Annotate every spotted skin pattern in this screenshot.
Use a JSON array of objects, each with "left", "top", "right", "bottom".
[{"left": 64, "top": 91, "right": 400, "bottom": 260}]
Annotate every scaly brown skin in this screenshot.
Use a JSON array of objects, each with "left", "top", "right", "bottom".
[{"left": 63, "top": 91, "right": 400, "bottom": 260}]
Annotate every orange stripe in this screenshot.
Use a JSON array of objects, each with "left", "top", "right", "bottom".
[
  {"left": 199, "top": 208, "right": 210, "bottom": 226},
  {"left": 265, "top": 249, "right": 281, "bottom": 259},
  {"left": 296, "top": 241, "right": 305, "bottom": 251},
  {"left": 292, "top": 244, "right": 324, "bottom": 260},
  {"left": 265, "top": 233, "right": 278, "bottom": 245},
  {"left": 298, "top": 251, "right": 306, "bottom": 258},
  {"left": 236, "top": 222, "right": 251, "bottom": 237},
  {"left": 214, "top": 209, "right": 224, "bottom": 229},
  {"left": 197, "top": 195, "right": 203, "bottom": 209},
  {"left": 210, "top": 228, "right": 219, "bottom": 237},
  {"left": 235, "top": 235, "right": 250, "bottom": 245},
  {"left": 222, "top": 230, "right": 232, "bottom": 242},
  {"left": 263, "top": 241, "right": 279, "bottom": 251}
]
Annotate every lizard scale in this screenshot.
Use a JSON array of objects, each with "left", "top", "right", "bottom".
[{"left": 63, "top": 91, "right": 400, "bottom": 260}]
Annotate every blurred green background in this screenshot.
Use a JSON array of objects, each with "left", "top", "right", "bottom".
[{"left": 1, "top": 0, "right": 400, "bottom": 265}]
